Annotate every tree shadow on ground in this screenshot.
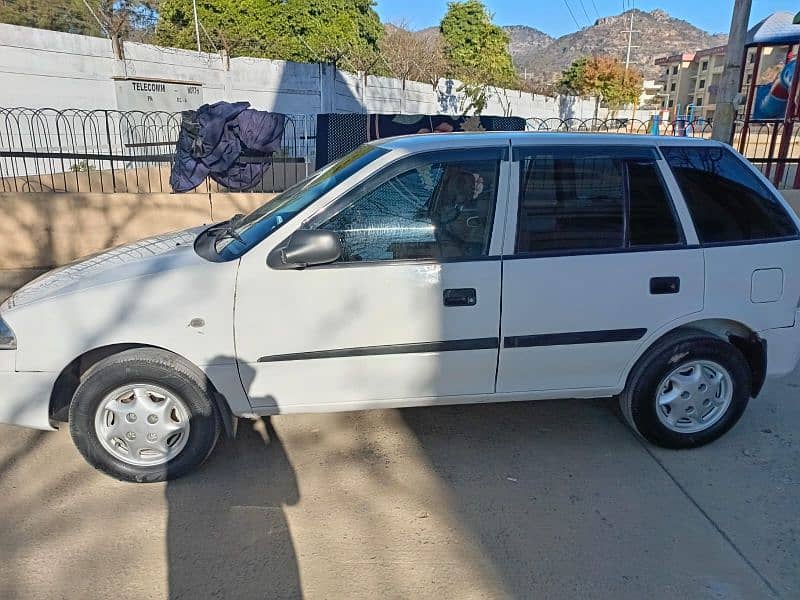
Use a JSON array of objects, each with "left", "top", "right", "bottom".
[
  {"left": 165, "top": 415, "right": 301, "bottom": 599},
  {"left": 396, "top": 397, "right": 779, "bottom": 598},
  {"left": 165, "top": 360, "right": 301, "bottom": 600}
]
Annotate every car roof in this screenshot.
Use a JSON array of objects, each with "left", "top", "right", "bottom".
[{"left": 374, "top": 131, "right": 726, "bottom": 152}]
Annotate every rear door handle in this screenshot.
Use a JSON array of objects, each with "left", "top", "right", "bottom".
[
  {"left": 650, "top": 276, "right": 680, "bottom": 295},
  {"left": 444, "top": 288, "right": 477, "bottom": 307}
]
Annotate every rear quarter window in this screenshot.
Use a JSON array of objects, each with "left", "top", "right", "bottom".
[{"left": 661, "top": 145, "right": 798, "bottom": 244}]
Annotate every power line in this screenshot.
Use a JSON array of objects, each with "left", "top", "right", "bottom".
[
  {"left": 562, "top": 0, "right": 582, "bottom": 29},
  {"left": 80, "top": 0, "right": 108, "bottom": 36},
  {"left": 590, "top": 0, "right": 600, "bottom": 19},
  {"left": 198, "top": 20, "right": 219, "bottom": 53},
  {"left": 577, "top": 0, "right": 592, "bottom": 25}
]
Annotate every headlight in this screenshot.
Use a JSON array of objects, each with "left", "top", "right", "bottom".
[{"left": 0, "top": 316, "right": 17, "bottom": 349}]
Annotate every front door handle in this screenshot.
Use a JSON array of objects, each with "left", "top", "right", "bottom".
[
  {"left": 650, "top": 276, "right": 680, "bottom": 295},
  {"left": 444, "top": 288, "right": 477, "bottom": 307}
]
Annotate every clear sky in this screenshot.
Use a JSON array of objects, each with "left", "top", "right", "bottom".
[{"left": 374, "top": 0, "right": 800, "bottom": 38}]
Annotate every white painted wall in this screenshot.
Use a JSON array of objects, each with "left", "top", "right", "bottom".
[
  {"left": 0, "top": 25, "right": 118, "bottom": 109},
  {"left": 0, "top": 23, "right": 652, "bottom": 122}
]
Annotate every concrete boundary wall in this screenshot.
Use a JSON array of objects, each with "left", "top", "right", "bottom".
[
  {"left": 0, "top": 192, "right": 271, "bottom": 270},
  {"left": 0, "top": 190, "right": 797, "bottom": 274},
  {"left": 0, "top": 23, "right": 639, "bottom": 120}
]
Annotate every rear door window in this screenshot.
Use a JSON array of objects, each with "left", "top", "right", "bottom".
[
  {"left": 516, "top": 151, "right": 624, "bottom": 253},
  {"left": 515, "top": 147, "right": 682, "bottom": 254},
  {"left": 661, "top": 145, "right": 798, "bottom": 244}
]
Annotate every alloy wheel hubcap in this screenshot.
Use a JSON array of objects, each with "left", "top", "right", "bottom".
[
  {"left": 94, "top": 384, "right": 190, "bottom": 467},
  {"left": 655, "top": 360, "right": 733, "bottom": 434}
]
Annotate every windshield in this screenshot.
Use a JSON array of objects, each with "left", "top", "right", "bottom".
[{"left": 213, "top": 144, "right": 390, "bottom": 260}]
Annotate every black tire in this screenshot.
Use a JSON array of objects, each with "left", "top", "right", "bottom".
[
  {"left": 620, "top": 329, "right": 752, "bottom": 449},
  {"left": 69, "top": 348, "right": 221, "bottom": 482}
]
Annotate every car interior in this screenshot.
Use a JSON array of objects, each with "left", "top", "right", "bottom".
[{"left": 517, "top": 155, "right": 625, "bottom": 253}]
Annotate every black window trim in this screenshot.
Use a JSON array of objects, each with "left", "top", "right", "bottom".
[
  {"left": 300, "top": 254, "right": 503, "bottom": 269},
  {"left": 695, "top": 234, "right": 800, "bottom": 249},
  {"left": 503, "top": 243, "right": 700, "bottom": 261},
  {"left": 511, "top": 146, "right": 687, "bottom": 258},
  {"left": 294, "top": 145, "right": 509, "bottom": 268},
  {"left": 622, "top": 161, "right": 631, "bottom": 247}
]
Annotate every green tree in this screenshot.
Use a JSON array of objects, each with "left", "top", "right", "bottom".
[
  {"left": 0, "top": 0, "right": 159, "bottom": 41},
  {"left": 155, "top": 0, "right": 279, "bottom": 56},
  {"left": 0, "top": 0, "right": 102, "bottom": 35},
  {"left": 558, "top": 57, "right": 590, "bottom": 96},
  {"left": 156, "top": 0, "right": 383, "bottom": 70},
  {"left": 439, "top": 0, "right": 516, "bottom": 88},
  {"left": 559, "top": 56, "right": 643, "bottom": 118},
  {"left": 439, "top": 0, "right": 517, "bottom": 115},
  {"left": 284, "top": 0, "right": 383, "bottom": 70}
]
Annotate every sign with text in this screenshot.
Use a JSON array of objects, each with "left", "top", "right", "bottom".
[{"left": 114, "top": 78, "right": 203, "bottom": 112}]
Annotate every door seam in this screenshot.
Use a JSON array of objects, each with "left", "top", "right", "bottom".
[{"left": 493, "top": 258, "right": 504, "bottom": 392}]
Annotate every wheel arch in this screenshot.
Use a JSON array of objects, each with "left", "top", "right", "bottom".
[
  {"left": 626, "top": 318, "right": 766, "bottom": 398},
  {"left": 49, "top": 343, "right": 238, "bottom": 436}
]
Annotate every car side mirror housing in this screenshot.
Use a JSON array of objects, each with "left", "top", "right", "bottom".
[{"left": 267, "top": 229, "right": 342, "bottom": 269}]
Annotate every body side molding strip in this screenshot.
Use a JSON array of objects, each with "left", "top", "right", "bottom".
[
  {"left": 258, "top": 338, "right": 500, "bottom": 362},
  {"left": 504, "top": 328, "right": 647, "bottom": 349}
]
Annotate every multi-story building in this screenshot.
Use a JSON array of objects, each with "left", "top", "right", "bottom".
[
  {"left": 655, "top": 46, "right": 759, "bottom": 122},
  {"left": 638, "top": 79, "right": 662, "bottom": 109},
  {"left": 687, "top": 46, "right": 726, "bottom": 120},
  {"left": 654, "top": 52, "right": 697, "bottom": 117}
]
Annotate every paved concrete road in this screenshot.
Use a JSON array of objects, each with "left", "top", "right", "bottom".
[{"left": 1, "top": 373, "right": 798, "bottom": 599}]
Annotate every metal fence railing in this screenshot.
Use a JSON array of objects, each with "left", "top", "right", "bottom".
[
  {"left": 524, "top": 117, "right": 800, "bottom": 189},
  {"left": 3, "top": 109, "right": 800, "bottom": 192},
  {"left": 0, "top": 108, "right": 316, "bottom": 194}
]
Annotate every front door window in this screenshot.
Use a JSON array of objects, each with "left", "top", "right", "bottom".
[{"left": 308, "top": 150, "right": 502, "bottom": 262}]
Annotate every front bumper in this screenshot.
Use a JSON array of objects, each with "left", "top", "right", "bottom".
[{"left": 0, "top": 370, "right": 58, "bottom": 430}]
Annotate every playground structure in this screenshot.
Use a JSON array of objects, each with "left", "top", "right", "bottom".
[{"left": 737, "top": 11, "right": 800, "bottom": 188}]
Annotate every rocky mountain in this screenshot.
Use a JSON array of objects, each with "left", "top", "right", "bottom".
[
  {"left": 507, "top": 9, "right": 727, "bottom": 83},
  {"left": 504, "top": 25, "right": 554, "bottom": 59}
]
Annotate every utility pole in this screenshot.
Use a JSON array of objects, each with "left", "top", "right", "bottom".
[
  {"left": 623, "top": 11, "right": 640, "bottom": 126},
  {"left": 623, "top": 12, "right": 640, "bottom": 77},
  {"left": 192, "top": 0, "right": 202, "bottom": 54},
  {"left": 712, "top": 0, "right": 752, "bottom": 142}
]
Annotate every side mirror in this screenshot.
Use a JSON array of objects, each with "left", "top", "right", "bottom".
[{"left": 267, "top": 229, "right": 342, "bottom": 269}]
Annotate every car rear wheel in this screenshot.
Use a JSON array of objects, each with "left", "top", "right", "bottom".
[
  {"left": 620, "top": 329, "right": 752, "bottom": 448},
  {"left": 69, "top": 348, "right": 220, "bottom": 482}
]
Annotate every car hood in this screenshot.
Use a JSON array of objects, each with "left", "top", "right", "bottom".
[{"left": 3, "top": 227, "right": 205, "bottom": 310}]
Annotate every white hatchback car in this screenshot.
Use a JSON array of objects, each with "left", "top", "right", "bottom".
[{"left": 2, "top": 132, "right": 799, "bottom": 482}]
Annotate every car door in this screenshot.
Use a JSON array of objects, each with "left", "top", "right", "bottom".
[
  {"left": 496, "top": 144, "right": 705, "bottom": 394},
  {"left": 234, "top": 146, "right": 509, "bottom": 412}
]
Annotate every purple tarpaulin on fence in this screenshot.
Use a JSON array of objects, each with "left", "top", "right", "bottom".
[{"left": 170, "top": 101, "right": 286, "bottom": 193}]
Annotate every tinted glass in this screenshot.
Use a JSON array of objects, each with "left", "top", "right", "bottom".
[
  {"left": 315, "top": 153, "right": 500, "bottom": 262},
  {"left": 516, "top": 153, "right": 624, "bottom": 252},
  {"left": 662, "top": 146, "right": 798, "bottom": 244},
  {"left": 628, "top": 161, "right": 682, "bottom": 246}
]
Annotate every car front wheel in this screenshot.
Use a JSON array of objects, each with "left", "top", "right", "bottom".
[
  {"left": 69, "top": 348, "right": 220, "bottom": 482},
  {"left": 620, "top": 329, "right": 752, "bottom": 448}
]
